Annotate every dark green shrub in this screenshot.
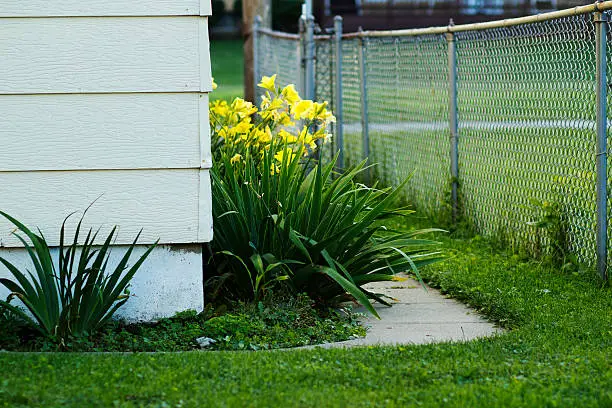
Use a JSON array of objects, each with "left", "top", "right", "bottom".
[
  {"left": 210, "top": 0, "right": 226, "bottom": 27},
  {"left": 232, "top": 0, "right": 242, "bottom": 17},
  {"left": 272, "top": 0, "right": 302, "bottom": 32},
  {"left": 0, "top": 308, "right": 25, "bottom": 350}
]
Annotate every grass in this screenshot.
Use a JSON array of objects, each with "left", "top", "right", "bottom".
[
  {"left": 210, "top": 39, "right": 244, "bottom": 102},
  {"left": 1, "top": 217, "right": 610, "bottom": 407}
]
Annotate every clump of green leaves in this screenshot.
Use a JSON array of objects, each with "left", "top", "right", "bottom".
[
  {"left": 203, "top": 294, "right": 365, "bottom": 350},
  {"left": 210, "top": 152, "right": 444, "bottom": 316},
  {"left": 0, "top": 211, "right": 157, "bottom": 345},
  {"left": 0, "top": 308, "right": 26, "bottom": 350},
  {"left": 208, "top": 78, "right": 444, "bottom": 315},
  {"left": 528, "top": 198, "right": 579, "bottom": 271}
]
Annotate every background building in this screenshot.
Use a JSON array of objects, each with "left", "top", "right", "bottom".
[{"left": 316, "top": 0, "right": 586, "bottom": 31}]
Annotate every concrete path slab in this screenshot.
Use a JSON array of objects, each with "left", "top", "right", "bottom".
[{"left": 304, "top": 274, "right": 502, "bottom": 349}]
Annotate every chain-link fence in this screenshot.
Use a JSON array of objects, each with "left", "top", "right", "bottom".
[
  {"left": 253, "top": 27, "right": 301, "bottom": 104},
  {"left": 253, "top": 2, "right": 612, "bottom": 280}
]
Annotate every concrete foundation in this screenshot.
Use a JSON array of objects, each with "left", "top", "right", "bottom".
[{"left": 0, "top": 244, "right": 204, "bottom": 322}]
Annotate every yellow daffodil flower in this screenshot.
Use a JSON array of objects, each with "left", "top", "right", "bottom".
[
  {"left": 260, "top": 94, "right": 271, "bottom": 108},
  {"left": 210, "top": 100, "right": 229, "bottom": 117},
  {"left": 230, "top": 153, "right": 243, "bottom": 164},
  {"left": 254, "top": 128, "right": 272, "bottom": 144},
  {"left": 310, "top": 102, "right": 336, "bottom": 122},
  {"left": 218, "top": 127, "right": 230, "bottom": 140},
  {"left": 279, "top": 129, "right": 298, "bottom": 144},
  {"left": 298, "top": 128, "right": 317, "bottom": 149},
  {"left": 291, "top": 100, "right": 314, "bottom": 120},
  {"left": 278, "top": 113, "right": 294, "bottom": 126},
  {"left": 268, "top": 97, "right": 284, "bottom": 111},
  {"left": 231, "top": 98, "right": 258, "bottom": 118},
  {"left": 281, "top": 84, "right": 300, "bottom": 105},
  {"left": 260, "top": 97, "right": 285, "bottom": 121},
  {"left": 234, "top": 119, "right": 253, "bottom": 134},
  {"left": 258, "top": 75, "right": 277, "bottom": 92}
]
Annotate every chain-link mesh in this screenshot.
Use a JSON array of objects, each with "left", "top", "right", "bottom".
[
  {"left": 456, "top": 15, "right": 597, "bottom": 263},
  {"left": 315, "top": 37, "right": 335, "bottom": 163},
  {"left": 255, "top": 32, "right": 300, "bottom": 103},
  {"left": 341, "top": 38, "right": 365, "bottom": 168},
  {"left": 364, "top": 35, "right": 450, "bottom": 216},
  {"left": 253, "top": 8, "right": 612, "bottom": 269}
]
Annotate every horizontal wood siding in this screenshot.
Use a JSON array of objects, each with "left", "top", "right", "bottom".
[
  {"left": 0, "top": 8, "right": 212, "bottom": 246},
  {"left": 0, "top": 17, "right": 213, "bottom": 94},
  {"left": 0, "top": 93, "right": 203, "bottom": 171},
  {"left": 0, "top": 169, "right": 211, "bottom": 247},
  {"left": 0, "top": 1, "right": 211, "bottom": 17}
]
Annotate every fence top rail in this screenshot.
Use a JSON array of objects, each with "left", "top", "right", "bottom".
[
  {"left": 342, "top": 0, "right": 612, "bottom": 39},
  {"left": 257, "top": 26, "right": 332, "bottom": 41},
  {"left": 257, "top": 27, "right": 300, "bottom": 41}
]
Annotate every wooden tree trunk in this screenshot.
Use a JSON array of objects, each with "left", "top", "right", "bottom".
[{"left": 243, "top": 0, "right": 270, "bottom": 102}]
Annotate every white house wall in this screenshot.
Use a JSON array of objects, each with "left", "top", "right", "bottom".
[
  {"left": 0, "top": 17, "right": 212, "bottom": 94},
  {"left": 0, "top": 1, "right": 211, "bottom": 17},
  {"left": 0, "top": 0, "right": 213, "bottom": 319},
  {"left": 0, "top": 93, "right": 201, "bottom": 171},
  {"left": 0, "top": 169, "right": 214, "bottom": 247},
  {"left": 0, "top": 245, "right": 205, "bottom": 322}
]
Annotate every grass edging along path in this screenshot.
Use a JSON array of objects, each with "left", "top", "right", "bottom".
[{"left": 1, "top": 219, "right": 611, "bottom": 407}]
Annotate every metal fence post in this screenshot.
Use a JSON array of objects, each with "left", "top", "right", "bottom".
[
  {"left": 358, "top": 32, "right": 370, "bottom": 180},
  {"left": 253, "top": 16, "right": 261, "bottom": 101},
  {"left": 595, "top": 9, "right": 608, "bottom": 282},
  {"left": 334, "top": 16, "right": 344, "bottom": 170},
  {"left": 298, "top": 16, "right": 305, "bottom": 96},
  {"left": 304, "top": 15, "right": 316, "bottom": 101},
  {"left": 447, "top": 29, "right": 459, "bottom": 225}
]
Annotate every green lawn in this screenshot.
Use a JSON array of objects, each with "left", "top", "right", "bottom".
[
  {"left": 210, "top": 39, "right": 244, "bottom": 102},
  {"left": 1, "top": 219, "right": 610, "bottom": 407}
]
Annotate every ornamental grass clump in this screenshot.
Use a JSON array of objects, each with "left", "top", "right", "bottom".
[
  {"left": 209, "top": 75, "right": 443, "bottom": 316},
  {"left": 0, "top": 210, "right": 157, "bottom": 343}
]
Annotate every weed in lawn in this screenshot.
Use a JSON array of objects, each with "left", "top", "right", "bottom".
[
  {"left": 527, "top": 198, "right": 580, "bottom": 272},
  {"left": 435, "top": 176, "right": 477, "bottom": 238}
]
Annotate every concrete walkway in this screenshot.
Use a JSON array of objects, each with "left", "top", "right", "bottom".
[{"left": 306, "top": 275, "right": 502, "bottom": 349}]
